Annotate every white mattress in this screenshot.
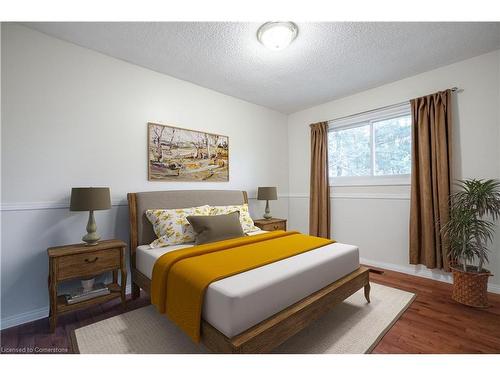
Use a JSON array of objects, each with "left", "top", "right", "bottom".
[{"left": 136, "top": 232, "right": 359, "bottom": 338}]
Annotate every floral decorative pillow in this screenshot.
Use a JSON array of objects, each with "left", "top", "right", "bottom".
[
  {"left": 145, "top": 205, "right": 210, "bottom": 248},
  {"left": 209, "top": 204, "right": 259, "bottom": 233}
]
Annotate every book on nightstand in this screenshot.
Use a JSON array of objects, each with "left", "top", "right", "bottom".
[{"left": 64, "top": 282, "right": 110, "bottom": 304}]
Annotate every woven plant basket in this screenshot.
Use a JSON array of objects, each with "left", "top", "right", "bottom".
[{"left": 451, "top": 266, "right": 492, "bottom": 308}]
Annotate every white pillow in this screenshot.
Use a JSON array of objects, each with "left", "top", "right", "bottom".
[
  {"left": 145, "top": 205, "right": 210, "bottom": 247},
  {"left": 209, "top": 204, "right": 259, "bottom": 233}
]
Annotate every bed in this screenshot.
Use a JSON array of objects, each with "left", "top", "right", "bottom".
[{"left": 128, "top": 190, "right": 370, "bottom": 353}]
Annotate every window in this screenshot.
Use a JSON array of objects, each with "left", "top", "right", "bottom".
[{"left": 328, "top": 103, "right": 411, "bottom": 186}]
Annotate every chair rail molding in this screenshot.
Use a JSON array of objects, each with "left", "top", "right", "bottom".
[
  {"left": 0, "top": 199, "right": 128, "bottom": 211},
  {"left": 0, "top": 195, "right": 290, "bottom": 211},
  {"left": 287, "top": 193, "right": 410, "bottom": 200}
]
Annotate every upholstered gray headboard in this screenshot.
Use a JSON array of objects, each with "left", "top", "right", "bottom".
[{"left": 127, "top": 190, "right": 248, "bottom": 251}]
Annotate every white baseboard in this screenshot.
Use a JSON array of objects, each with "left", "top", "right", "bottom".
[
  {"left": 2, "top": 262, "right": 499, "bottom": 330},
  {"left": 0, "top": 306, "right": 49, "bottom": 331},
  {"left": 0, "top": 285, "right": 133, "bottom": 330},
  {"left": 361, "top": 257, "right": 500, "bottom": 294}
]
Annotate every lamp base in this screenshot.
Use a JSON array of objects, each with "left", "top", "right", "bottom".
[
  {"left": 82, "top": 210, "right": 100, "bottom": 245},
  {"left": 82, "top": 233, "right": 100, "bottom": 246},
  {"left": 263, "top": 200, "right": 272, "bottom": 219},
  {"left": 83, "top": 241, "right": 99, "bottom": 246}
]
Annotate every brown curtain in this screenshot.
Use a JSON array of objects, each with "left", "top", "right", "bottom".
[
  {"left": 309, "top": 122, "right": 331, "bottom": 238},
  {"left": 409, "top": 90, "right": 452, "bottom": 271}
]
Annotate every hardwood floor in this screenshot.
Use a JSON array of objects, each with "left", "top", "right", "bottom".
[
  {"left": 370, "top": 268, "right": 500, "bottom": 354},
  {"left": 1, "top": 267, "right": 499, "bottom": 354},
  {"left": 0, "top": 293, "right": 151, "bottom": 354}
]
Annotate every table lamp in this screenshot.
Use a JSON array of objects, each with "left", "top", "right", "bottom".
[
  {"left": 257, "top": 186, "right": 278, "bottom": 219},
  {"left": 70, "top": 187, "right": 111, "bottom": 245}
]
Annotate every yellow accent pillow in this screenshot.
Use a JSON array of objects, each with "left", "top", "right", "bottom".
[
  {"left": 145, "top": 205, "right": 210, "bottom": 247},
  {"left": 209, "top": 204, "right": 259, "bottom": 233}
]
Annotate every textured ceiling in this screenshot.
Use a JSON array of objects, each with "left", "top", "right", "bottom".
[{"left": 24, "top": 22, "right": 500, "bottom": 113}]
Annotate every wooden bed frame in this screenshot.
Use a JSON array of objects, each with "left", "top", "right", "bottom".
[{"left": 127, "top": 190, "right": 370, "bottom": 354}]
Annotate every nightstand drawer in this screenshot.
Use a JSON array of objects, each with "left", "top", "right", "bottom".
[
  {"left": 57, "top": 248, "right": 121, "bottom": 280},
  {"left": 259, "top": 221, "right": 286, "bottom": 231}
]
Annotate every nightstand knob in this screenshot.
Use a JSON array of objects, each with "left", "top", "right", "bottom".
[{"left": 84, "top": 257, "right": 99, "bottom": 263}]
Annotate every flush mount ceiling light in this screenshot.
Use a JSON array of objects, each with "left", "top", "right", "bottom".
[{"left": 257, "top": 22, "right": 298, "bottom": 50}]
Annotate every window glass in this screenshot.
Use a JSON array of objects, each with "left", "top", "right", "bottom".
[
  {"left": 327, "top": 104, "right": 412, "bottom": 185},
  {"left": 373, "top": 115, "right": 411, "bottom": 176},
  {"left": 328, "top": 124, "right": 370, "bottom": 178}
]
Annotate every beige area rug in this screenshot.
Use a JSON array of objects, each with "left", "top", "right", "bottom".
[{"left": 72, "top": 283, "right": 415, "bottom": 354}]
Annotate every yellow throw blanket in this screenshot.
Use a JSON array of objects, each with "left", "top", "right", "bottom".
[{"left": 151, "top": 230, "right": 334, "bottom": 342}]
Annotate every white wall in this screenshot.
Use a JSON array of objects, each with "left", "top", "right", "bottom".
[
  {"left": 287, "top": 50, "right": 500, "bottom": 291},
  {"left": 2, "top": 23, "right": 500, "bottom": 330},
  {"left": 0, "top": 24, "right": 289, "bottom": 328}
]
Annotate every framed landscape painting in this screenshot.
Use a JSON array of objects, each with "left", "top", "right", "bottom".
[{"left": 148, "top": 122, "right": 229, "bottom": 181}]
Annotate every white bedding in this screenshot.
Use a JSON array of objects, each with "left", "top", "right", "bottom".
[{"left": 136, "top": 231, "right": 360, "bottom": 338}]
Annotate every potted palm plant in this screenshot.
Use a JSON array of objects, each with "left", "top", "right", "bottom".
[{"left": 441, "top": 179, "right": 500, "bottom": 307}]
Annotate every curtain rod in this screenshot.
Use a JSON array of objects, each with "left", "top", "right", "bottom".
[{"left": 327, "top": 87, "right": 460, "bottom": 124}]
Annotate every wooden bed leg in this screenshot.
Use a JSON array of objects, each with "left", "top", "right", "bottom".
[
  {"left": 364, "top": 283, "right": 371, "bottom": 303},
  {"left": 132, "top": 282, "right": 141, "bottom": 300}
]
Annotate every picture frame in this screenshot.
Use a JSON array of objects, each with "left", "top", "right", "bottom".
[{"left": 147, "top": 122, "right": 229, "bottom": 182}]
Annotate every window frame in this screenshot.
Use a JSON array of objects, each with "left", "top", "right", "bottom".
[{"left": 328, "top": 103, "right": 412, "bottom": 187}]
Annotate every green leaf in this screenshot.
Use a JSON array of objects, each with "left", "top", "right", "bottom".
[{"left": 442, "top": 178, "right": 500, "bottom": 269}]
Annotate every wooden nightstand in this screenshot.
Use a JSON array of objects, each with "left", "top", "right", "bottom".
[
  {"left": 253, "top": 218, "right": 287, "bottom": 232},
  {"left": 47, "top": 239, "right": 127, "bottom": 332}
]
